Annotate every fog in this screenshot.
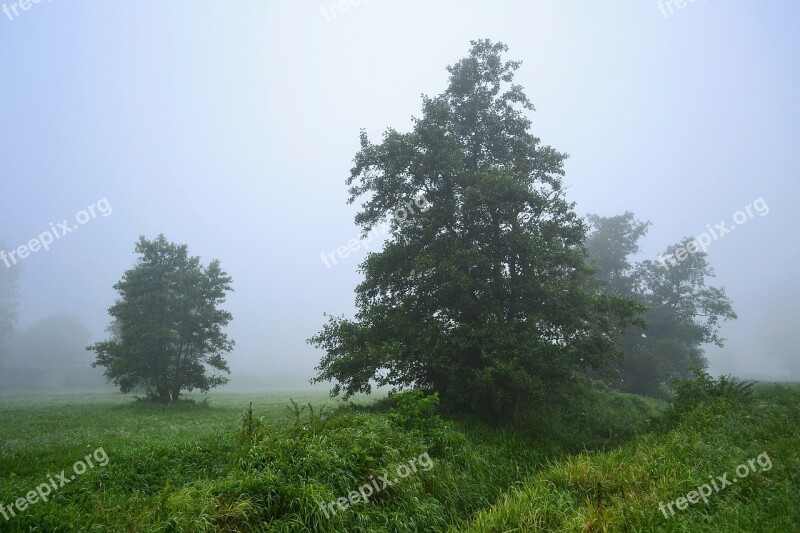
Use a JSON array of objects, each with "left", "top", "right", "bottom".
[{"left": 1, "top": 1, "right": 798, "bottom": 391}]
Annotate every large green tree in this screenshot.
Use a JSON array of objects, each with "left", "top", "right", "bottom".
[
  {"left": 310, "top": 40, "right": 641, "bottom": 423},
  {"left": 89, "top": 235, "right": 234, "bottom": 402}
]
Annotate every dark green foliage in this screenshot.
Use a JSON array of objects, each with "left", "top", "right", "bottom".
[
  {"left": 661, "top": 366, "right": 754, "bottom": 425},
  {"left": 161, "top": 398, "right": 544, "bottom": 531},
  {"left": 386, "top": 390, "right": 442, "bottom": 432},
  {"left": 88, "top": 234, "right": 234, "bottom": 402},
  {"left": 285, "top": 399, "right": 328, "bottom": 438},
  {"left": 624, "top": 247, "right": 737, "bottom": 395},
  {"left": 310, "top": 40, "right": 641, "bottom": 423},
  {"left": 130, "top": 395, "right": 211, "bottom": 410},
  {"left": 518, "top": 380, "right": 666, "bottom": 454},
  {"left": 154, "top": 386, "right": 660, "bottom": 531}
]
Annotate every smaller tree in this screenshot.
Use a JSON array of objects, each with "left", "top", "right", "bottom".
[
  {"left": 584, "top": 218, "right": 737, "bottom": 396},
  {"left": 89, "top": 235, "right": 234, "bottom": 402},
  {"left": 622, "top": 241, "right": 736, "bottom": 394}
]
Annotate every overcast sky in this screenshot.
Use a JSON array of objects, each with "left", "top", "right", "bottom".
[{"left": 1, "top": 1, "right": 798, "bottom": 386}]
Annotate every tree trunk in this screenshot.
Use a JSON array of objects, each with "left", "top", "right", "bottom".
[{"left": 158, "top": 387, "right": 170, "bottom": 403}]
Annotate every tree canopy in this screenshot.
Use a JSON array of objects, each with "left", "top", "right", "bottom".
[
  {"left": 89, "top": 235, "right": 234, "bottom": 402},
  {"left": 310, "top": 40, "right": 641, "bottom": 423},
  {"left": 585, "top": 215, "right": 737, "bottom": 395},
  {"left": 584, "top": 212, "right": 650, "bottom": 296}
]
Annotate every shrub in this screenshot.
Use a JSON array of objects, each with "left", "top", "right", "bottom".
[
  {"left": 386, "top": 389, "right": 442, "bottom": 432},
  {"left": 660, "top": 366, "right": 753, "bottom": 427}
]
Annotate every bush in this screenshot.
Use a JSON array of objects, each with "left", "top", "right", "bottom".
[
  {"left": 157, "top": 394, "right": 543, "bottom": 532},
  {"left": 386, "top": 389, "right": 442, "bottom": 432},
  {"left": 660, "top": 366, "right": 753, "bottom": 427}
]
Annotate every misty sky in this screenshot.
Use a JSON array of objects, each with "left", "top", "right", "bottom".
[{"left": 1, "top": 1, "right": 798, "bottom": 386}]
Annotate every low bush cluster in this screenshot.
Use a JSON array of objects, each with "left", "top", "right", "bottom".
[{"left": 152, "top": 391, "right": 544, "bottom": 532}]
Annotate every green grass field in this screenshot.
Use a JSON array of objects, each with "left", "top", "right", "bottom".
[
  {"left": 0, "top": 383, "right": 797, "bottom": 531},
  {"left": 0, "top": 391, "right": 354, "bottom": 531}
]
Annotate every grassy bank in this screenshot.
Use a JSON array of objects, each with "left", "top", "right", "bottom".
[
  {"left": 464, "top": 384, "right": 800, "bottom": 532},
  {"left": 0, "top": 384, "right": 662, "bottom": 531}
]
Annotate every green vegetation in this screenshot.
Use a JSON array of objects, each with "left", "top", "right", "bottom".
[
  {"left": 0, "top": 385, "right": 662, "bottom": 531},
  {"left": 310, "top": 40, "right": 643, "bottom": 424},
  {"left": 465, "top": 384, "right": 799, "bottom": 532},
  {"left": 0, "top": 38, "right": 793, "bottom": 533},
  {"left": 1, "top": 379, "right": 797, "bottom": 531},
  {"left": 0, "top": 391, "right": 337, "bottom": 530},
  {"left": 89, "top": 234, "right": 235, "bottom": 402},
  {"left": 584, "top": 213, "right": 737, "bottom": 397}
]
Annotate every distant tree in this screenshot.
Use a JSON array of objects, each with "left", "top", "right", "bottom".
[
  {"left": 89, "top": 235, "right": 234, "bottom": 402},
  {"left": 0, "top": 244, "right": 21, "bottom": 366},
  {"left": 8, "top": 314, "right": 91, "bottom": 368},
  {"left": 584, "top": 212, "right": 650, "bottom": 296},
  {"left": 623, "top": 242, "right": 737, "bottom": 394},
  {"left": 309, "top": 40, "right": 641, "bottom": 424},
  {"left": 584, "top": 217, "right": 737, "bottom": 395}
]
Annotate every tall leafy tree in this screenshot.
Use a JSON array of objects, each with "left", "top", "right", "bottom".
[
  {"left": 310, "top": 40, "right": 641, "bottom": 423},
  {"left": 89, "top": 235, "right": 234, "bottom": 402}
]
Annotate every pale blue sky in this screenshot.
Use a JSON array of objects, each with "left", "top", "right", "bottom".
[{"left": 1, "top": 1, "right": 798, "bottom": 385}]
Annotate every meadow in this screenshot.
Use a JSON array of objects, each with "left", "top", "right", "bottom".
[{"left": 0, "top": 382, "right": 797, "bottom": 531}]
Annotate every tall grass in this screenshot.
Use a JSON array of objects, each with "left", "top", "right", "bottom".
[
  {"left": 0, "top": 385, "right": 663, "bottom": 531},
  {"left": 464, "top": 384, "right": 800, "bottom": 532}
]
